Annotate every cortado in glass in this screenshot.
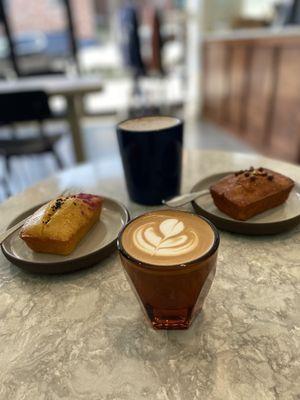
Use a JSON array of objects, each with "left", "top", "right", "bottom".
[{"left": 117, "top": 210, "right": 219, "bottom": 330}]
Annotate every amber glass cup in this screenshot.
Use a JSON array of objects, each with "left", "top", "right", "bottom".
[{"left": 117, "top": 213, "right": 220, "bottom": 330}]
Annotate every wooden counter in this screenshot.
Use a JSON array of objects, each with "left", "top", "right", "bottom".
[{"left": 202, "top": 29, "right": 300, "bottom": 163}]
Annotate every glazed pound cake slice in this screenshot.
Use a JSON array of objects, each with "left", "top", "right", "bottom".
[
  {"left": 20, "top": 193, "right": 103, "bottom": 255},
  {"left": 210, "top": 167, "right": 294, "bottom": 221}
]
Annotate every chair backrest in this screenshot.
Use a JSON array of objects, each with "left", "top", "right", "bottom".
[{"left": 0, "top": 90, "right": 51, "bottom": 125}]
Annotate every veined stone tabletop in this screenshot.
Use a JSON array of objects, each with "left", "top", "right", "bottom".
[{"left": 0, "top": 150, "right": 299, "bottom": 400}]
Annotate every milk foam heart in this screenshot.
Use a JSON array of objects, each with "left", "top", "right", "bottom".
[
  {"left": 133, "top": 218, "right": 199, "bottom": 257},
  {"left": 121, "top": 210, "right": 215, "bottom": 266}
]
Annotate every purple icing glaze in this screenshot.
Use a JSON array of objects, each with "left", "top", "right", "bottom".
[{"left": 73, "top": 193, "right": 102, "bottom": 209}]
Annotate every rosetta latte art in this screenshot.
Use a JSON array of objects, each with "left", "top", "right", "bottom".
[{"left": 133, "top": 218, "right": 199, "bottom": 257}]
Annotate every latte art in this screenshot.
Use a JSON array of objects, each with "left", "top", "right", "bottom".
[
  {"left": 134, "top": 218, "right": 199, "bottom": 257},
  {"left": 121, "top": 210, "right": 216, "bottom": 266}
]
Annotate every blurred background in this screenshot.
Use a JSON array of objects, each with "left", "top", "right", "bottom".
[{"left": 0, "top": 0, "right": 299, "bottom": 201}]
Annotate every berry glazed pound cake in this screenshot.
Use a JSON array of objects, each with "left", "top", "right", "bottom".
[
  {"left": 20, "top": 193, "right": 103, "bottom": 255},
  {"left": 210, "top": 167, "right": 294, "bottom": 221}
]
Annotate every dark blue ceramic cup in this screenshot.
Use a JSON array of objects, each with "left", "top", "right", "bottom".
[{"left": 117, "top": 116, "right": 183, "bottom": 205}]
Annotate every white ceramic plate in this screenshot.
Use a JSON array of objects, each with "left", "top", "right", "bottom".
[
  {"left": 191, "top": 172, "right": 300, "bottom": 235},
  {"left": 1, "top": 197, "right": 130, "bottom": 273}
]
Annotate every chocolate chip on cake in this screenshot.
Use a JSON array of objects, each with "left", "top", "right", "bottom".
[
  {"left": 267, "top": 174, "right": 274, "bottom": 181},
  {"left": 244, "top": 172, "right": 250, "bottom": 177},
  {"left": 258, "top": 167, "right": 264, "bottom": 172},
  {"left": 250, "top": 176, "right": 256, "bottom": 181},
  {"left": 235, "top": 170, "right": 244, "bottom": 176}
]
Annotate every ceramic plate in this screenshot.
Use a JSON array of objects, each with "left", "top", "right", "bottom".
[
  {"left": 191, "top": 172, "right": 300, "bottom": 235},
  {"left": 1, "top": 197, "right": 130, "bottom": 274}
]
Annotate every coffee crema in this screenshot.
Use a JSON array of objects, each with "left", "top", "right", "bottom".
[
  {"left": 121, "top": 210, "right": 215, "bottom": 266},
  {"left": 118, "top": 116, "right": 179, "bottom": 132}
]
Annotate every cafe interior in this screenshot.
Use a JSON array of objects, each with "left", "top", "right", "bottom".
[
  {"left": 0, "top": 1, "right": 299, "bottom": 399},
  {"left": 1, "top": 0, "right": 299, "bottom": 200}
]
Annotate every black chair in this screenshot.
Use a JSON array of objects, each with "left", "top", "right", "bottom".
[{"left": 0, "top": 90, "right": 64, "bottom": 196}]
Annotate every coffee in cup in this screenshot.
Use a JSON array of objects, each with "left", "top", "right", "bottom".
[
  {"left": 118, "top": 210, "right": 219, "bottom": 330},
  {"left": 117, "top": 116, "right": 183, "bottom": 205},
  {"left": 118, "top": 116, "right": 179, "bottom": 132}
]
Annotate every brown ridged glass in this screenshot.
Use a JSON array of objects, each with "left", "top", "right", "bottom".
[{"left": 117, "top": 213, "right": 220, "bottom": 330}]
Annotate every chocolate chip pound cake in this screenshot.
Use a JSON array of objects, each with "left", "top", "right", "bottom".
[{"left": 210, "top": 167, "right": 294, "bottom": 221}]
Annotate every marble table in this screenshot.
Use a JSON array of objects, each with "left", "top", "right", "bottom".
[{"left": 0, "top": 150, "right": 299, "bottom": 400}]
